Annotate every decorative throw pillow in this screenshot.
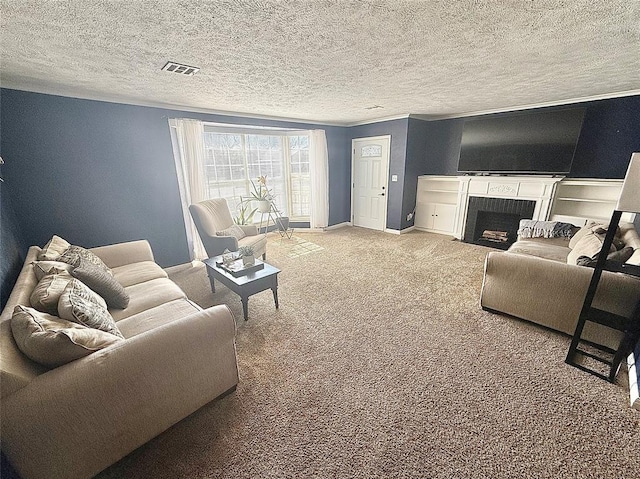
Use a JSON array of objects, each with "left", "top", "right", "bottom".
[
  {"left": 71, "top": 259, "right": 129, "bottom": 309},
  {"left": 32, "top": 261, "right": 75, "bottom": 281},
  {"left": 576, "top": 247, "right": 635, "bottom": 268},
  {"left": 57, "top": 279, "right": 123, "bottom": 338},
  {"left": 38, "top": 235, "right": 71, "bottom": 261},
  {"left": 567, "top": 232, "right": 617, "bottom": 265},
  {"left": 569, "top": 221, "right": 604, "bottom": 249},
  {"left": 11, "top": 305, "right": 123, "bottom": 368},
  {"left": 30, "top": 270, "right": 74, "bottom": 315},
  {"left": 58, "top": 245, "right": 113, "bottom": 276},
  {"left": 216, "top": 224, "right": 246, "bottom": 240}
]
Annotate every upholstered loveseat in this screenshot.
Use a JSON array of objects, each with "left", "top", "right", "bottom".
[
  {"left": 481, "top": 220, "right": 640, "bottom": 349},
  {"left": 1, "top": 238, "right": 239, "bottom": 479}
]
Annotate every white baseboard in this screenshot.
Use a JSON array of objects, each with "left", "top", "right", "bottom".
[
  {"left": 291, "top": 226, "right": 324, "bottom": 232},
  {"left": 385, "top": 226, "right": 415, "bottom": 235},
  {"left": 628, "top": 351, "right": 640, "bottom": 410},
  {"left": 324, "top": 222, "right": 351, "bottom": 231}
]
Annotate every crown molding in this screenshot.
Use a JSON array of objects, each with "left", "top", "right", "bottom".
[
  {"left": 346, "top": 114, "right": 411, "bottom": 127},
  {"left": 411, "top": 89, "right": 640, "bottom": 121},
  {"left": 0, "top": 85, "right": 348, "bottom": 127},
  {"left": 3, "top": 84, "right": 639, "bottom": 128}
]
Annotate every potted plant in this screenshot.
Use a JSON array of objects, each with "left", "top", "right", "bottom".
[
  {"left": 248, "top": 175, "right": 273, "bottom": 213},
  {"left": 234, "top": 197, "right": 257, "bottom": 225},
  {"left": 237, "top": 245, "right": 255, "bottom": 266}
]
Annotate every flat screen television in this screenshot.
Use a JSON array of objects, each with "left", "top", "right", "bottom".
[{"left": 457, "top": 107, "right": 585, "bottom": 174}]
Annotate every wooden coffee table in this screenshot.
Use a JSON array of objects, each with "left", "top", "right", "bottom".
[{"left": 203, "top": 256, "right": 280, "bottom": 321}]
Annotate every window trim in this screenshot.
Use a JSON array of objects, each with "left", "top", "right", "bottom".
[{"left": 201, "top": 125, "right": 311, "bottom": 222}]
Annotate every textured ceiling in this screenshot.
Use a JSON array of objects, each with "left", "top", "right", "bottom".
[{"left": 1, "top": 0, "right": 639, "bottom": 125}]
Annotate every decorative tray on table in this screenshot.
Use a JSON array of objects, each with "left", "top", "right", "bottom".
[{"left": 215, "top": 258, "right": 264, "bottom": 277}]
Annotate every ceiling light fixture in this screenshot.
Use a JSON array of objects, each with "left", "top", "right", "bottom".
[{"left": 161, "top": 61, "right": 200, "bottom": 76}]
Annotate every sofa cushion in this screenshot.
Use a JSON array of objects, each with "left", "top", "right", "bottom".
[
  {"left": 507, "top": 240, "right": 571, "bottom": 263},
  {"left": 116, "top": 298, "right": 201, "bottom": 338},
  {"left": 30, "top": 271, "right": 74, "bottom": 316},
  {"left": 11, "top": 305, "right": 123, "bottom": 368},
  {"left": 38, "top": 235, "right": 71, "bottom": 261},
  {"left": 72, "top": 259, "right": 129, "bottom": 309},
  {"left": 111, "top": 261, "right": 167, "bottom": 288},
  {"left": 110, "top": 278, "right": 187, "bottom": 322},
  {"left": 58, "top": 279, "right": 124, "bottom": 338},
  {"left": 567, "top": 231, "right": 617, "bottom": 265},
  {"left": 58, "top": 245, "right": 113, "bottom": 276},
  {"left": 32, "top": 261, "right": 75, "bottom": 281},
  {"left": 216, "top": 224, "right": 246, "bottom": 240}
]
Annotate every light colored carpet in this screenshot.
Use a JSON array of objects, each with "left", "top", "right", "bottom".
[{"left": 97, "top": 227, "right": 639, "bottom": 479}]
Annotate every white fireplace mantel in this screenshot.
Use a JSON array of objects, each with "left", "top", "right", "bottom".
[{"left": 454, "top": 175, "right": 564, "bottom": 239}]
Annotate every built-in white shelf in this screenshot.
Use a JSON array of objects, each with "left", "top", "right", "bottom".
[
  {"left": 414, "top": 175, "right": 635, "bottom": 240},
  {"left": 415, "top": 176, "right": 462, "bottom": 236},
  {"left": 549, "top": 178, "right": 635, "bottom": 224}
]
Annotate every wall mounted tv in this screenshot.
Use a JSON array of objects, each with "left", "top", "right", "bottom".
[{"left": 457, "top": 107, "right": 585, "bottom": 174}]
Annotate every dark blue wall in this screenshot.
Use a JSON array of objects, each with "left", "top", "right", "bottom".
[
  {"left": 348, "top": 118, "right": 409, "bottom": 230},
  {"left": 0, "top": 89, "right": 350, "bottom": 272},
  {"left": 0, "top": 169, "right": 27, "bottom": 310},
  {"left": 570, "top": 95, "right": 640, "bottom": 179}
]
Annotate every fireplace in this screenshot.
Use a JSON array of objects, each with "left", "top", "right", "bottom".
[{"left": 463, "top": 197, "right": 536, "bottom": 250}]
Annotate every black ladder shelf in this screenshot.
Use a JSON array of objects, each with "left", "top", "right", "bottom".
[{"left": 565, "top": 210, "right": 640, "bottom": 382}]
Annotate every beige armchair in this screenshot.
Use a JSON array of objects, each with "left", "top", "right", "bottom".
[{"left": 189, "top": 198, "right": 267, "bottom": 259}]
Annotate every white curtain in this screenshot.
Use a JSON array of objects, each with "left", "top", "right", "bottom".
[
  {"left": 170, "top": 118, "right": 208, "bottom": 260},
  {"left": 309, "top": 129, "right": 329, "bottom": 229}
]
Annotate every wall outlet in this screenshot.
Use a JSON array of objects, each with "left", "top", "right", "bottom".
[
  {"left": 391, "top": 175, "right": 398, "bottom": 182},
  {"left": 407, "top": 212, "right": 414, "bottom": 221}
]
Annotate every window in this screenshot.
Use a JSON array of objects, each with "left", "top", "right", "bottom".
[{"left": 202, "top": 127, "right": 310, "bottom": 220}]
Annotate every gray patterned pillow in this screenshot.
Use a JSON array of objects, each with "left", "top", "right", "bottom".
[
  {"left": 57, "top": 279, "right": 123, "bottom": 338},
  {"left": 71, "top": 259, "right": 129, "bottom": 309},
  {"left": 58, "top": 245, "right": 113, "bottom": 276},
  {"left": 216, "top": 224, "right": 246, "bottom": 240}
]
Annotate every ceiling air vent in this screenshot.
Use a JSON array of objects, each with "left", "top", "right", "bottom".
[{"left": 161, "top": 61, "right": 200, "bottom": 76}]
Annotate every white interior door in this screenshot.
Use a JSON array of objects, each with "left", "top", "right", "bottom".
[{"left": 352, "top": 136, "right": 390, "bottom": 231}]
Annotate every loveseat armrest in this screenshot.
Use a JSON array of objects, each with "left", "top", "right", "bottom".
[
  {"left": 90, "top": 240, "right": 155, "bottom": 268},
  {"left": 1, "top": 305, "right": 239, "bottom": 479}
]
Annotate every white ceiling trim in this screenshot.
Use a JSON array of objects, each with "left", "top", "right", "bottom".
[
  {"left": 347, "top": 114, "right": 411, "bottom": 127},
  {"left": 4, "top": 83, "right": 640, "bottom": 130},
  {"left": 0, "top": 85, "right": 348, "bottom": 127},
  {"left": 413, "top": 88, "right": 640, "bottom": 121}
]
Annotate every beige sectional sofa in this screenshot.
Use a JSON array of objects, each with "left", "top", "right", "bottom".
[
  {"left": 481, "top": 221, "right": 640, "bottom": 349},
  {"left": 1, "top": 239, "right": 239, "bottom": 479}
]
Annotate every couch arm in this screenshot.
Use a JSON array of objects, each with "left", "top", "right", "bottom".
[
  {"left": 239, "top": 224, "right": 258, "bottom": 236},
  {"left": 481, "top": 251, "right": 639, "bottom": 346},
  {"left": 1, "top": 305, "right": 239, "bottom": 479},
  {"left": 90, "top": 240, "right": 155, "bottom": 268}
]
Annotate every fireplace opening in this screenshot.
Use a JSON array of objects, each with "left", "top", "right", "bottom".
[{"left": 464, "top": 197, "right": 536, "bottom": 250}]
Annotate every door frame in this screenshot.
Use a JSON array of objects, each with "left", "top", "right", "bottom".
[{"left": 350, "top": 135, "right": 392, "bottom": 231}]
